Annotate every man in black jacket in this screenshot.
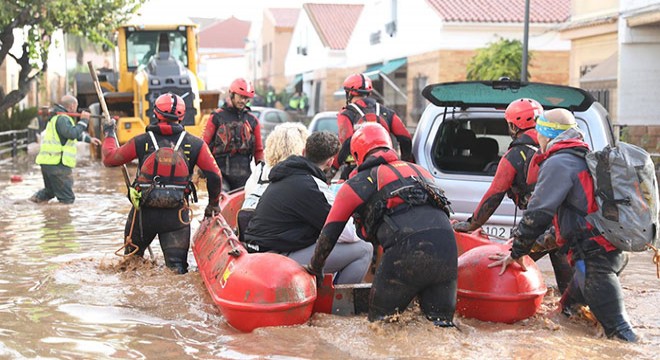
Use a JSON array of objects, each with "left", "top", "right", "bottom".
[{"left": 243, "top": 131, "right": 373, "bottom": 284}]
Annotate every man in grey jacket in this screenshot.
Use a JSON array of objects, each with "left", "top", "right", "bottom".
[{"left": 490, "top": 108, "right": 637, "bottom": 342}]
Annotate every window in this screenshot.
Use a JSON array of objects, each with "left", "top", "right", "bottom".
[
  {"left": 587, "top": 88, "right": 610, "bottom": 114},
  {"left": 386, "top": 0, "right": 398, "bottom": 37},
  {"left": 126, "top": 30, "right": 188, "bottom": 71},
  {"left": 432, "top": 116, "right": 509, "bottom": 174},
  {"left": 370, "top": 31, "right": 381, "bottom": 45}
]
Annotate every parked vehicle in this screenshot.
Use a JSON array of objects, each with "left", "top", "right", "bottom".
[
  {"left": 412, "top": 80, "right": 615, "bottom": 238},
  {"left": 307, "top": 111, "right": 339, "bottom": 134},
  {"left": 249, "top": 106, "right": 293, "bottom": 140}
]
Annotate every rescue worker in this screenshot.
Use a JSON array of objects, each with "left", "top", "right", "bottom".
[
  {"left": 287, "top": 92, "right": 301, "bottom": 111},
  {"left": 332, "top": 73, "right": 413, "bottom": 180},
  {"left": 265, "top": 86, "right": 277, "bottom": 108},
  {"left": 299, "top": 91, "right": 309, "bottom": 114},
  {"left": 306, "top": 123, "right": 457, "bottom": 326},
  {"left": 102, "top": 93, "right": 223, "bottom": 274},
  {"left": 243, "top": 131, "right": 373, "bottom": 284},
  {"left": 489, "top": 109, "right": 637, "bottom": 342},
  {"left": 453, "top": 98, "right": 573, "bottom": 294},
  {"left": 30, "top": 95, "right": 101, "bottom": 204},
  {"left": 203, "top": 77, "right": 264, "bottom": 190}
]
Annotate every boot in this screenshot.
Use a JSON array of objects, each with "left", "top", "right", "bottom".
[{"left": 609, "top": 328, "right": 639, "bottom": 343}]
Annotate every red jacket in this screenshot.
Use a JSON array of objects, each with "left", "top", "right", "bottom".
[
  {"left": 202, "top": 102, "right": 264, "bottom": 163},
  {"left": 102, "top": 121, "right": 222, "bottom": 205}
]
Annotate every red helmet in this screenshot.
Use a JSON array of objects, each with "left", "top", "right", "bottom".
[
  {"left": 351, "top": 123, "right": 393, "bottom": 165},
  {"left": 504, "top": 98, "right": 543, "bottom": 130},
  {"left": 343, "top": 73, "right": 372, "bottom": 96},
  {"left": 154, "top": 93, "right": 185, "bottom": 122},
  {"left": 229, "top": 78, "right": 255, "bottom": 98}
]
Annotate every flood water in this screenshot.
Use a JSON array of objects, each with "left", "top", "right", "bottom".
[{"left": 0, "top": 155, "right": 658, "bottom": 359}]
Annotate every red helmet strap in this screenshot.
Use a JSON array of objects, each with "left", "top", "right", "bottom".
[{"left": 155, "top": 93, "right": 181, "bottom": 121}]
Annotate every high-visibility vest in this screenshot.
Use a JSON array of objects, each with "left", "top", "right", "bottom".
[
  {"left": 299, "top": 94, "right": 307, "bottom": 110},
  {"left": 288, "top": 96, "right": 300, "bottom": 109},
  {"left": 36, "top": 115, "right": 77, "bottom": 168}
]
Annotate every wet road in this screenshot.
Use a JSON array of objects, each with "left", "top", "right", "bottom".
[{"left": 0, "top": 156, "right": 658, "bottom": 359}]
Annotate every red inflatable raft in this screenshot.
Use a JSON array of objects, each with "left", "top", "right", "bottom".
[
  {"left": 454, "top": 228, "right": 493, "bottom": 256},
  {"left": 192, "top": 214, "right": 316, "bottom": 332},
  {"left": 456, "top": 243, "right": 547, "bottom": 323},
  {"left": 218, "top": 189, "right": 245, "bottom": 231}
]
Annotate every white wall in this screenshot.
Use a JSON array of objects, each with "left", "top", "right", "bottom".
[
  {"left": 199, "top": 56, "right": 248, "bottom": 93},
  {"left": 345, "top": 0, "right": 569, "bottom": 67},
  {"left": 617, "top": 1, "right": 660, "bottom": 125},
  {"left": 284, "top": 9, "right": 347, "bottom": 77}
]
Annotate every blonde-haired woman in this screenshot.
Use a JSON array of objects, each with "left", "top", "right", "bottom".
[{"left": 242, "top": 122, "right": 308, "bottom": 211}]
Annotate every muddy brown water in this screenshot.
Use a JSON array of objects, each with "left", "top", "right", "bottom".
[{"left": 0, "top": 157, "right": 658, "bottom": 359}]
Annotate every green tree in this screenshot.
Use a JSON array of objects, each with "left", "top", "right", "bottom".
[
  {"left": 466, "top": 38, "right": 532, "bottom": 81},
  {"left": 0, "top": 0, "right": 143, "bottom": 114}
]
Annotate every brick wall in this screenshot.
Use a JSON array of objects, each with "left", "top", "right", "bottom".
[
  {"left": 529, "top": 51, "right": 570, "bottom": 85},
  {"left": 404, "top": 49, "right": 570, "bottom": 125},
  {"left": 623, "top": 125, "right": 660, "bottom": 153},
  {"left": 324, "top": 66, "right": 365, "bottom": 112},
  {"left": 621, "top": 125, "right": 660, "bottom": 176}
]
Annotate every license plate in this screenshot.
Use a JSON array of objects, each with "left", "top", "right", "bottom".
[{"left": 481, "top": 225, "right": 511, "bottom": 240}]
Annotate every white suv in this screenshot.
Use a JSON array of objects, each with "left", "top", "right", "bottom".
[{"left": 412, "top": 80, "right": 615, "bottom": 238}]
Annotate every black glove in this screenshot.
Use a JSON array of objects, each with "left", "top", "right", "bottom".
[
  {"left": 204, "top": 203, "right": 221, "bottom": 218},
  {"left": 303, "top": 264, "right": 324, "bottom": 286},
  {"left": 103, "top": 119, "right": 117, "bottom": 138}
]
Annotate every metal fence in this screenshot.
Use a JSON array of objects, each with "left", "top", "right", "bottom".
[{"left": 0, "top": 129, "right": 29, "bottom": 164}]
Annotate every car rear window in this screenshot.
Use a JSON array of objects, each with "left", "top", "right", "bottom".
[
  {"left": 432, "top": 113, "right": 596, "bottom": 175},
  {"left": 313, "top": 117, "right": 339, "bottom": 134},
  {"left": 423, "top": 81, "right": 594, "bottom": 112},
  {"left": 432, "top": 114, "right": 509, "bottom": 175}
]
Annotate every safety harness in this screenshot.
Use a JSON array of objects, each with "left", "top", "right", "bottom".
[{"left": 354, "top": 163, "right": 452, "bottom": 241}]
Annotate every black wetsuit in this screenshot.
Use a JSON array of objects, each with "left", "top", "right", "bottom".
[{"left": 310, "top": 149, "right": 457, "bottom": 324}]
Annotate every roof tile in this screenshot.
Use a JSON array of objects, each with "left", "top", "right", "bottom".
[
  {"left": 267, "top": 8, "right": 301, "bottom": 28},
  {"left": 199, "top": 16, "right": 251, "bottom": 49},
  {"left": 425, "top": 0, "right": 570, "bottom": 23},
  {"left": 304, "top": 3, "right": 364, "bottom": 50}
]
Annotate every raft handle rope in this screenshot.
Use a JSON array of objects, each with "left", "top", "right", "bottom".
[
  {"left": 213, "top": 215, "right": 242, "bottom": 257},
  {"left": 647, "top": 243, "right": 660, "bottom": 279}
]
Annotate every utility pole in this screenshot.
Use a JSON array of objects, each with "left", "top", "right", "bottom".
[{"left": 521, "top": 0, "right": 530, "bottom": 82}]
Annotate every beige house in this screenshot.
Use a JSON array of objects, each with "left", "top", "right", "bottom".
[
  {"left": 258, "top": 8, "right": 300, "bottom": 92},
  {"left": 559, "top": 0, "right": 619, "bottom": 122},
  {"left": 560, "top": 0, "right": 660, "bottom": 156},
  {"left": 283, "top": 0, "right": 571, "bottom": 124}
]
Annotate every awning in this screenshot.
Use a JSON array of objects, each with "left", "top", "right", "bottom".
[
  {"left": 285, "top": 74, "right": 303, "bottom": 93},
  {"left": 580, "top": 53, "right": 618, "bottom": 84},
  {"left": 364, "top": 58, "right": 407, "bottom": 80}
]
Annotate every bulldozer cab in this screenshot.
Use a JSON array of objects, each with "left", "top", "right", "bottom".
[
  {"left": 76, "top": 16, "right": 220, "bottom": 148},
  {"left": 126, "top": 30, "right": 188, "bottom": 71}
]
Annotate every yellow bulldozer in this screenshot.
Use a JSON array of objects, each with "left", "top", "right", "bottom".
[{"left": 75, "top": 15, "right": 220, "bottom": 146}]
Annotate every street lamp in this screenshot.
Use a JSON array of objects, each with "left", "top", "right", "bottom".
[{"left": 521, "top": 0, "right": 530, "bottom": 82}]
